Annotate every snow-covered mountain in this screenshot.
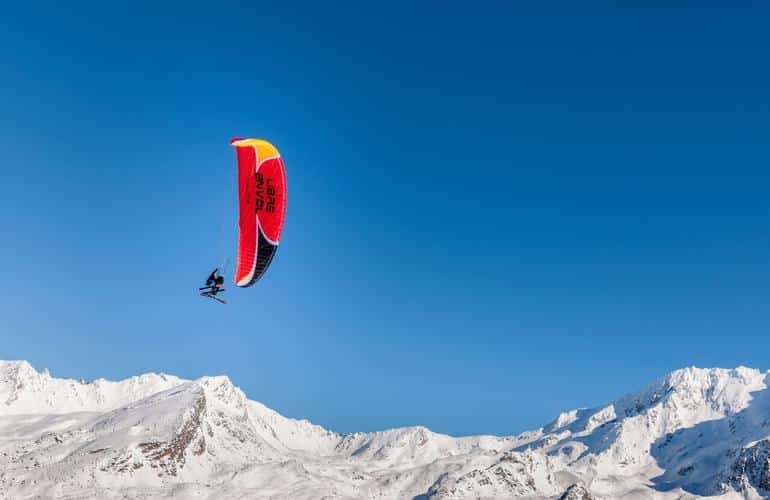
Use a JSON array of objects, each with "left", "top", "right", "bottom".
[{"left": 2, "top": 361, "right": 769, "bottom": 499}]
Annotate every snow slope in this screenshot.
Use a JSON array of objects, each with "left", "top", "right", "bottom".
[{"left": 1, "top": 360, "right": 769, "bottom": 499}]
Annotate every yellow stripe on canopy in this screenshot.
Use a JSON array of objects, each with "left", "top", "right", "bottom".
[{"left": 231, "top": 138, "right": 280, "bottom": 161}]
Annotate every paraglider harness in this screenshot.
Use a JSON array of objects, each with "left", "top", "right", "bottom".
[{"left": 199, "top": 268, "right": 226, "bottom": 304}]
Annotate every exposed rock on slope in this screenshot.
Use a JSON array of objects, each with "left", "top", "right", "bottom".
[{"left": 559, "top": 483, "right": 594, "bottom": 500}]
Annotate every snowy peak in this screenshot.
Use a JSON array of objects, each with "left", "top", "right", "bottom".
[
  {"left": 0, "top": 360, "right": 183, "bottom": 415},
  {"left": 619, "top": 366, "right": 765, "bottom": 421},
  {"left": 535, "top": 366, "right": 767, "bottom": 449},
  {"left": 1, "top": 360, "right": 51, "bottom": 404}
]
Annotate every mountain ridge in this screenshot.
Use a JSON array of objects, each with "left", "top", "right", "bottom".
[{"left": 1, "top": 360, "right": 768, "bottom": 499}]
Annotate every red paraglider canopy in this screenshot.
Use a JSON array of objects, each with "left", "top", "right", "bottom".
[{"left": 230, "top": 138, "right": 287, "bottom": 288}]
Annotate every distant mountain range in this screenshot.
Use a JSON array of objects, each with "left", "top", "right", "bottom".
[{"left": 2, "top": 360, "right": 769, "bottom": 499}]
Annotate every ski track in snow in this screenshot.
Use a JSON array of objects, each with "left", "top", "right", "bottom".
[{"left": 1, "top": 360, "right": 769, "bottom": 499}]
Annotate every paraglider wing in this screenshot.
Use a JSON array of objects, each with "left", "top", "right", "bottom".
[{"left": 231, "top": 138, "right": 287, "bottom": 288}]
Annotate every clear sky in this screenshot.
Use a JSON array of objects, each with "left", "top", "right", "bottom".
[{"left": 1, "top": 1, "right": 768, "bottom": 436}]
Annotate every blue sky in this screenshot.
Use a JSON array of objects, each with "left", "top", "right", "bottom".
[{"left": 1, "top": 1, "right": 768, "bottom": 436}]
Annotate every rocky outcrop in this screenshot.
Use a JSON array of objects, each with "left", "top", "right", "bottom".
[{"left": 558, "top": 483, "right": 594, "bottom": 500}]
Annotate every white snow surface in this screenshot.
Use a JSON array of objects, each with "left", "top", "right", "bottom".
[{"left": 1, "top": 360, "right": 769, "bottom": 499}]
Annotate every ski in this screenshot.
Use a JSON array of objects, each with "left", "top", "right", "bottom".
[{"left": 200, "top": 292, "right": 227, "bottom": 304}]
